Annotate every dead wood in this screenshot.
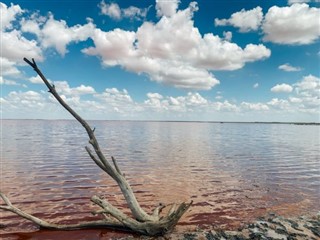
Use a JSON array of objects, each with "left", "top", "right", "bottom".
[{"left": 0, "top": 58, "right": 192, "bottom": 236}]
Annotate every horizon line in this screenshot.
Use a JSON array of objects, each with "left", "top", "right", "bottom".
[{"left": 1, "top": 118, "right": 319, "bottom": 125}]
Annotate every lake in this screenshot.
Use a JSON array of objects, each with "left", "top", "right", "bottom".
[{"left": 1, "top": 120, "right": 319, "bottom": 238}]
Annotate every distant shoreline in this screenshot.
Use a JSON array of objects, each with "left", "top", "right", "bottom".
[{"left": 1, "top": 119, "right": 319, "bottom": 125}]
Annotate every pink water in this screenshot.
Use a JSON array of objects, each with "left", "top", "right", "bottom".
[{"left": 1, "top": 120, "right": 319, "bottom": 239}]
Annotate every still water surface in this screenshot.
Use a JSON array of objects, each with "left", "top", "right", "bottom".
[{"left": 1, "top": 120, "right": 319, "bottom": 238}]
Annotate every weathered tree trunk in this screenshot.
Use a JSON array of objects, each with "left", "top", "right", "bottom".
[{"left": 0, "top": 58, "right": 192, "bottom": 236}]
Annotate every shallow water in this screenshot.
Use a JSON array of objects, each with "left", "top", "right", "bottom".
[{"left": 1, "top": 120, "right": 319, "bottom": 238}]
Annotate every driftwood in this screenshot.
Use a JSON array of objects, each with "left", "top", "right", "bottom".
[{"left": 0, "top": 58, "right": 192, "bottom": 236}]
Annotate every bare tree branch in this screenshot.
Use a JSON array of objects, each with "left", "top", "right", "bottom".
[{"left": 0, "top": 58, "right": 192, "bottom": 236}]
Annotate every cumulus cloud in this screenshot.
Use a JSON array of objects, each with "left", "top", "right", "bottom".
[
  {"left": 263, "top": 3, "right": 320, "bottom": 45},
  {"left": 53, "top": 81, "right": 96, "bottom": 95},
  {"left": 241, "top": 102, "right": 269, "bottom": 111},
  {"left": 93, "top": 88, "right": 139, "bottom": 114},
  {"left": 145, "top": 92, "right": 240, "bottom": 114},
  {"left": 1, "top": 57, "right": 21, "bottom": 76},
  {"left": 97, "top": 88, "right": 133, "bottom": 103},
  {"left": 156, "top": 0, "right": 181, "bottom": 17},
  {"left": 294, "top": 75, "right": 320, "bottom": 91},
  {"left": 2, "top": 75, "right": 319, "bottom": 120},
  {"left": 215, "top": 3, "right": 320, "bottom": 46},
  {"left": 271, "top": 83, "right": 294, "bottom": 93},
  {"left": 82, "top": 28, "right": 136, "bottom": 66},
  {"left": 0, "top": 76, "right": 19, "bottom": 86},
  {"left": 145, "top": 92, "right": 209, "bottom": 112},
  {"left": 215, "top": 7, "right": 263, "bottom": 32},
  {"left": 1, "top": 87, "right": 238, "bottom": 119},
  {"left": 21, "top": 15, "right": 96, "bottom": 56},
  {"left": 289, "top": 97, "right": 303, "bottom": 103},
  {"left": 2, "top": 29, "right": 43, "bottom": 62},
  {"left": 29, "top": 75, "right": 43, "bottom": 84},
  {"left": 123, "top": 6, "right": 149, "bottom": 20},
  {"left": 1, "top": 3, "right": 43, "bottom": 79},
  {"left": 0, "top": 2, "right": 23, "bottom": 31},
  {"left": 2, "top": 1, "right": 270, "bottom": 91},
  {"left": 278, "top": 63, "right": 302, "bottom": 72},
  {"left": 1, "top": 3, "right": 42, "bottom": 65},
  {"left": 288, "top": 0, "right": 320, "bottom": 4},
  {"left": 83, "top": 2, "right": 270, "bottom": 90},
  {"left": 99, "top": 0, "right": 149, "bottom": 20},
  {"left": 267, "top": 98, "right": 291, "bottom": 110},
  {"left": 2, "top": 88, "right": 105, "bottom": 119},
  {"left": 223, "top": 31, "right": 232, "bottom": 41},
  {"left": 99, "top": 1, "right": 121, "bottom": 20},
  {"left": 267, "top": 75, "right": 319, "bottom": 114},
  {"left": 5, "top": 91, "right": 45, "bottom": 109}
]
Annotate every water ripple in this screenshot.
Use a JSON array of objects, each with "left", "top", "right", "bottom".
[{"left": 1, "top": 120, "right": 319, "bottom": 236}]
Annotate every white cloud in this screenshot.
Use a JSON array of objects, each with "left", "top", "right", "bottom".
[
  {"left": 2, "top": 77, "right": 319, "bottom": 120},
  {"left": 54, "top": 81, "right": 96, "bottom": 95},
  {"left": 253, "top": 83, "right": 259, "bottom": 88},
  {"left": 271, "top": 83, "right": 294, "bottom": 93},
  {"left": 215, "top": 7, "right": 263, "bottom": 32},
  {"left": 99, "top": 1, "right": 121, "bottom": 20},
  {"left": 1, "top": 3, "right": 43, "bottom": 65},
  {"left": 82, "top": 28, "right": 136, "bottom": 66},
  {"left": 289, "top": 97, "right": 303, "bottom": 103},
  {"left": 241, "top": 102, "right": 269, "bottom": 111},
  {"left": 288, "top": 0, "right": 320, "bottom": 4},
  {"left": 267, "top": 75, "right": 319, "bottom": 114},
  {"left": 96, "top": 88, "right": 133, "bottom": 103},
  {"left": 0, "top": 2, "right": 23, "bottom": 31},
  {"left": 1, "top": 30, "right": 43, "bottom": 63},
  {"left": 263, "top": 3, "right": 320, "bottom": 45},
  {"left": 287, "top": 75, "right": 320, "bottom": 114},
  {"left": 73, "top": 85, "right": 96, "bottom": 95},
  {"left": 21, "top": 15, "right": 96, "bottom": 56},
  {"left": 292, "top": 75, "right": 320, "bottom": 111},
  {"left": 186, "top": 92, "right": 208, "bottom": 105},
  {"left": 278, "top": 63, "right": 302, "bottom": 72},
  {"left": 145, "top": 93, "right": 164, "bottom": 110},
  {"left": 1, "top": 88, "right": 104, "bottom": 119},
  {"left": 212, "top": 101, "right": 239, "bottom": 112},
  {"left": 123, "top": 6, "right": 149, "bottom": 20},
  {"left": 0, "top": 76, "right": 19, "bottom": 86},
  {"left": 214, "top": 3, "right": 320, "bottom": 46},
  {"left": 223, "top": 31, "right": 232, "bottom": 41},
  {"left": 144, "top": 92, "right": 209, "bottom": 112},
  {"left": 0, "top": 3, "right": 44, "bottom": 80},
  {"left": 99, "top": 1, "right": 149, "bottom": 20},
  {"left": 1, "top": 57, "right": 21, "bottom": 76},
  {"left": 294, "top": 75, "right": 320, "bottom": 91},
  {"left": 83, "top": 2, "right": 270, "bottom": 90},
  {"left": 6, "top": 90, "right": 45, "bottom": 109},
  {"left": 147, "top": 92, "right": 163, "bottom": 100},
  {"left": 267, "top": 98, "right": 291, "bottom": 110},
  {"left": 93, "top": 88, "right": 136, "bottom": 114},
  {"left": 29, "top": 75, "right": 44, "bottom": 84},
  {"left": 156, "top": 0, "right": 180, "bottom": 17}
]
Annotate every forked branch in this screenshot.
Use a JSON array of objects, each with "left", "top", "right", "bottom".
[{"left": 0, "top": 58, "right": 191, "bottom": 236}]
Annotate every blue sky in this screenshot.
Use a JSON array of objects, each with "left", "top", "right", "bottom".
[{"left": 1, "top": 0, "right": 319, "bottom": 122}]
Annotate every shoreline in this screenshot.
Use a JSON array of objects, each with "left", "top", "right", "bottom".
[
  {"left": 175, "top": 212, "right": 320, "bottom": 240},
  {"left": 1, "top": 212, "right": 319, "bottom": 239}
]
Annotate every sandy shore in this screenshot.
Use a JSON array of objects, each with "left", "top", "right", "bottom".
[{"left": 116, "top": 212, "right": 320, "bottom": 240}]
